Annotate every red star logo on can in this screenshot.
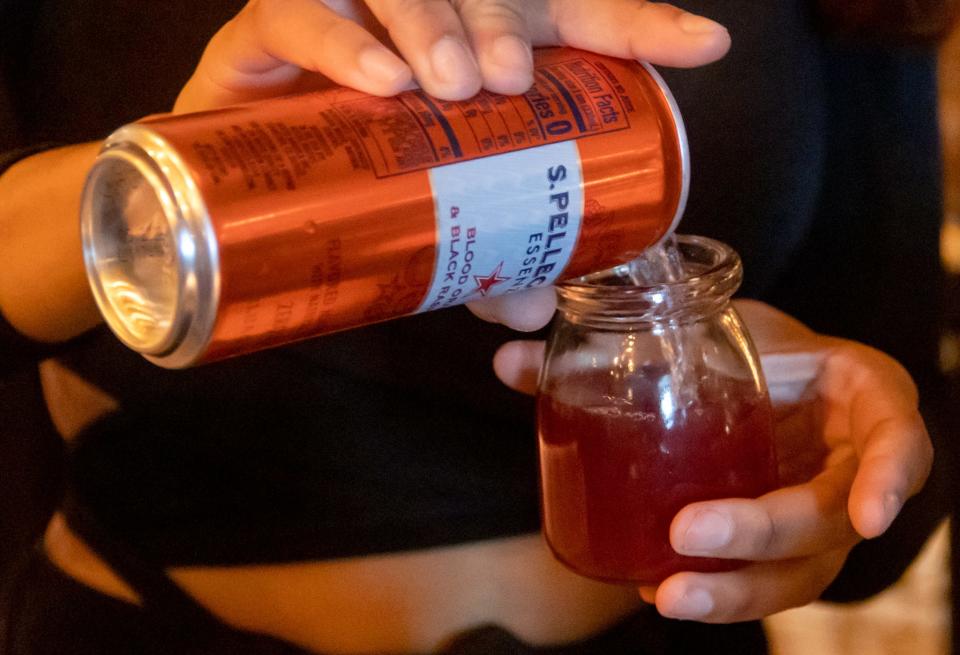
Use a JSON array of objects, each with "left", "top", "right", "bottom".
[{"left": 473, "top": 262, "right": 511, "bottom": 296}]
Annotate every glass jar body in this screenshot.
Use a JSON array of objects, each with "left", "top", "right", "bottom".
[{"left": 537, "top": 236, "right": 779, "bottom": 585}]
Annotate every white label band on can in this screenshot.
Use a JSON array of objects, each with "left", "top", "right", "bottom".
[{"left": 420, "top": 141, "right": 583, "bottom": 313}]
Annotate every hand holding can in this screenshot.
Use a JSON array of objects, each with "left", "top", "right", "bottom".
[{"left": 81, "top": 48, "right": 689, "bottom": 367}]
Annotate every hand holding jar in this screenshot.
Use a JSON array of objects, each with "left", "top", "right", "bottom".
[
  {"left": 489, "top": 240, "right": 933, "bottom": 623},
  {"left": 537, "top": 236, "right": 780, "bottom": 585}
]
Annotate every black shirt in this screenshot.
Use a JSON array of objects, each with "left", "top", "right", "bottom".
[{"left": 0, "top": 0, "right": 948, "bottom": 592}]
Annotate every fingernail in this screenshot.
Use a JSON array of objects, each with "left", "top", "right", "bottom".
[
  {"left": 358, "top": 46, "right": 410, "bottom": 86},
  {"left": 430, "top": 36, "right": 477, "bottom": 85},
  {"left": 678, "top": 13, "right": 727, "bottom": 35},
  {"left": 639, "top": 586, "right": 657, "bottom": 604},
  {"left": 681, "top": 509, "right": 733, "bottom": 553},
  {"left": 667, "top": 588, "right": 714, "bottom": 619},
  {"left": 883, "top": 492, "right": 903, "bottom": 525},
  {"left": 490, "top": 35, "right": 533, "bottom": 70}
]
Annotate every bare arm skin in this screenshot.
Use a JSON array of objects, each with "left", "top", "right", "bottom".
[{"left": 0, "top": 142, "right": 103, "bottom": 342}]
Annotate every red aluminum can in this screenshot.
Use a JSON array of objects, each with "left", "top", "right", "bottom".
[{"left": 80, "top": 47, "right": 689, "bottom": 368}]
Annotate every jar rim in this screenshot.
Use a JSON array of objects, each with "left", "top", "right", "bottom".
[{"left": 556, "top": 234, "right": 742, "bottom": 324}]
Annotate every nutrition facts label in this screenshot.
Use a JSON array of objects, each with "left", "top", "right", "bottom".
[{"left": 332, "top": 56, "right": 634, "bottom": 178}]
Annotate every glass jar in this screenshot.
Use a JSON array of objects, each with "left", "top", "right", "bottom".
[{"left": 537, "top": 235, "right": 779, "bottom": 585}]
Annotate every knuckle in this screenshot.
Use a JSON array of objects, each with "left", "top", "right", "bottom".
[
  {"left": 783, "top": 553, "right": 846, "bottom": 611},
  {"left": 238, "top": 0, "right": 263, "bottom": 29},
  {"left": 247, "top": 0, "right": 287, "bottom": 36},
  {"left": 386, "top": 0, "right": 446, "bottom": 24},
  {"left": 717, "top": 588, "right": 756, "bottom": 623},
  {"left": 747, "top": 507, "right": 778, "bottom": 557},
  {"left": 809, "top": 551, "right": 847, "bottom": 597},
  {"left": 314, "top": 17, "right": 357, "bottom": 44},
  {"left": 249, "top": 0, "right": 286, "bottom": 22},
  {"left": 455, "top": 0, "right": 526, "bottom": 24}
]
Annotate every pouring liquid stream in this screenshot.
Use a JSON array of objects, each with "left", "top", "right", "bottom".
[{"left": 626, "top": 236, "right": 700, "bottom": 412}]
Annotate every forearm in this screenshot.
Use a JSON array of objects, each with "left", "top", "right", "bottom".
[{"left": 0, "top": 142, "right": 104, "bottom": 343}]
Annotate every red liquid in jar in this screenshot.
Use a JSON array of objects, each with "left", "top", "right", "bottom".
[{"left": 538, "top": 372, "right": 778, "bottom": 585}]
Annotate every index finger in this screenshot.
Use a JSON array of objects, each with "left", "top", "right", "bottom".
[
  {"left": 847, "top": 411, "right": 932, "bottom": 538},
  {"left": 529, "top": 0, "right": 731, "bottom": 68},
  {"left": 819, "top": 343, "right": 933, "bottom": 538},
  {"left": 175, "top": 0, "right": 413, "bottom": 112}
]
